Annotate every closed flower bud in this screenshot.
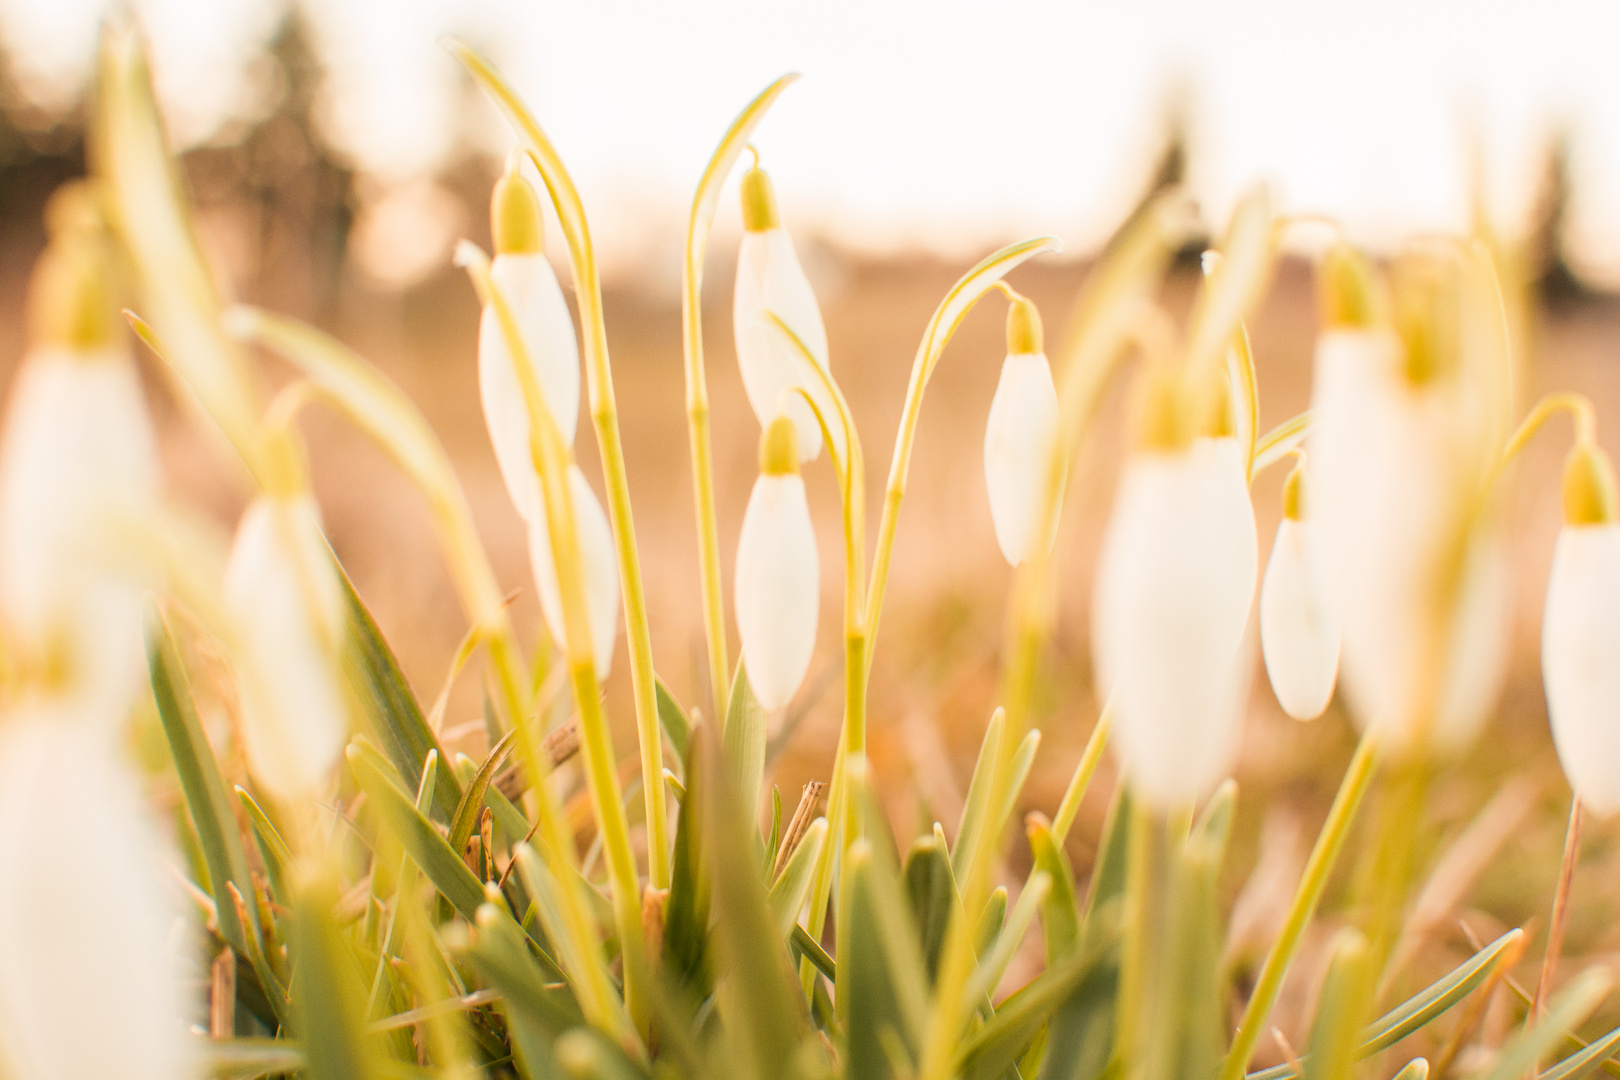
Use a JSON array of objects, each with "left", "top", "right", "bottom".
[
  {"left": 0, "top": 212, "right": 158, "bottom": 721},
  {"left": 0, "top": 713, "right": 192, "bottom": 1080},
  {"left": 528, "top": 465, "right": 620, "bottom": 680},
  {"left": 1542, "top": 444, "right": 1620, "bottom": 814},
  {"left": 735, "top": 418, "right": 819, "bottom": 710},
  {"left": 1308, "top": 323, "right": 1510, "bottom": 751},
  {"left": 984, "top": 297, "right": 1061, "bottom": 565},
  {"left": 733, "top": 165, "right": 842, "bottom": 464},
  {"left": 223, "top": 492, "right": 348, "bottom": 800},
  {"left": 1260, "top": 464, "right": 1341, "bottom": 720},
  {"left": 1093, "top": 430, "right": 1257, "bottom": 808},
  {"left": 479, "top": 162, "right": 581, "bottom": 523}
]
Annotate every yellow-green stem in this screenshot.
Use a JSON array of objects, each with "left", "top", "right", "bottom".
[
  {"left": 681, "top": 74, "right": 799, "bottom": 721},
  {"left": 448, "top": 39, "right": 669, "bottom": 891},
  {"left": 1498, "top": 392, "right": 1598, "bottom": 476},
  {"left": 1115, "top": 802, "right": 1159, "bottom": 1075},
  {"left": 1219, "top": 729, "right": 1381, "bottom": 1080},
  {"left": 1051, "top": 703, "right": 1114, "bottom": 842}
]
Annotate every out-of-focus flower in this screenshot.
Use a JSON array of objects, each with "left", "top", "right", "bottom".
[
  {"left": 734, "top": 417, "right": 819, "bottom": 710},
  {"left": 222, "top": 480, "right": 348, "bottom": 801},
  {"left": 1543, "top": 444, "right": 1620, "bottom": 815},
  {"left": 1260, "top": 462, "right": 1341, "bottom": 720},
  {"left": 479, "top": 157, "right": 581, "bottom": 523},
  {"left": 733, "top": 164, "right": 841, "bottom": 464},
  {"left": 0, "top": 187, "right": 158, "bottom": 723},
  {"left": 1308, "top": 247, "right": 1509, "bottom": 752},
  {"left": 1093, "top": 375, "right": 1257, "bottom": 808},
  {"left": 984, "top": 296, "right": 1061, "bottom": 566},
  {"left": 0, "top": 712, "right": 193, "bottom": 1080},
  {"left": 528, "top": 465, "right": 620, "bottom": 681}
]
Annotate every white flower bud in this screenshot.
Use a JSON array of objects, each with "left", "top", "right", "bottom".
[
  {"left": 733, "top": 167, "right": 841, "bottom": 464},
  {"left": 1093, "top": 435, "right": 1257, "bottom": 808},
  {"left": 0, "top": 347, "right": 159, "bottom": 720},
  {"left": 984, "top": 298, "right": 1061, "bottom": 566},
  {"left": 1260, "top": 466, "right": 1341, "bottom": 720},
  {"left": 222, "top": 494, "right": 348, "bottom": 800},
  {"left": 1543, "top": 524, "right": 1620, "bottom": 814},
  {"left": 1308, "top": 327, "right": 1510, "bottom": 751},
  {"left": 734, "top": 418, "right": 819, "bottom": 711},
  {"left": 528, "top": 466, "right": 620, "bottom": 680},
  {"left": 0, "top": 713, "right": 193, "bottom": 1080},
  {"left": 478, "top": 251, "right": 582, "bottom": 523}
]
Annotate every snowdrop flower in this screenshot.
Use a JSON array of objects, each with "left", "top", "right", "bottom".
[
  {"left": 528, "top": 465, "right": 620, "bottom": 680},
  {"left": 1260, "top": 462, "right": 1341, "bottom": 720},
  {"left": 0, "top": 712, "right": 193, "bottom": 1080},
  {"left": 1542, "top": 444, "right": 1620, "bottom": 815},
  {"left": 734, "top": 417, "right": 819, "bottom": 710},
  {"left": 479, "top": 156, "right": 581, "bottom": 523},
  {"left": 222, "top": 464, "right": 348, "bottom": 801},
  {"left": 984, "top": 295, "right": 1061, "bottom": 565},
  {"left": 1308, "top": 248, "right": 1509, "bottom": 752},
  {"left": 733, "top": 163, "right": 842, "bottom": 464},
  {"left": 0, "top": 194, "right": 158, "bottom": 722},
  {"left": 1093, "top": 375, "right": 1258, "bottom": 808}
]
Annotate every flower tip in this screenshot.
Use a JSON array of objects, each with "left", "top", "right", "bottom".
[
  {"left": 1319, "top": 243, "right": 1385, "bottom": 329},
  {"left": 1563, "top": 444, "right": 1618, "bottom": 526},
  {"left": 741, "top": 165, "right": 780, "bottom": 232},
  {"left": 492, "top": 165, "right": 545, "bottom": 256},
  {"left": 453, "top": 239, "right": 486, "bottom": 271},
  {"left": 760, "top": 416, "right": 800, "bottom": 475},
  {"left": 1005, "top": 296, "right": 1042, "bottom": 355}
]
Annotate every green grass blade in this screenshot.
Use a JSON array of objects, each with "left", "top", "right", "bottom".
[
  {"left": 203, "top": 1038, "right": 304, "bottom": 1079},
  {"left": 1303, "top": 931, "right": 1375, "bottom": 1080},
  {"left": 953, "top": 708, "right": 1005, "bottom": 881},
  {"left": 234, "top": 786, "right": 292, "bottom": 902},
  {"left": 1542, "top": 1025, "right": 1620, "bottom": 1080},
  {"left": 1028, "top": 815, "right": 1081, "bottom": 964},
  {"left": 346, "top": 741, "right": 484, "bottom": 920},
  {"left": 903, "top": 834, "right": 956, "bottom": 983},
  {"left": 340, "top": 570, "right": 463, "bottom": 822},
  {"left": 448, "top": 728, "right": 518, "bottom": 853},
  {"left": 291, "top": 874, "right": 387, "bottom": 1080},
  {"left": 842, "top": 841, "right": 922, "bottom": 1080},
  {"left": 769, "top": 817, "right": 828, "bottom": 937},
  {"left": 1472, "top": 970, "right": 1613, "bottom": 1080},
  {"left": 723, "top": 661, "right": 767, "bottom": 835},
  {"left": 656, "top": 677, "right": 692, "bottom": 762}
]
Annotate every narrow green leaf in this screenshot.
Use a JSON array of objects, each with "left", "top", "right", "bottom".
[
  {"left": 791, "top": 923, "right": 837, "bottom": 984},
  {"left": 448, "top": 728, "right": 518, "bottom": 853},
  {"left": 346, "top": 741, "right": 484, "bottom": 920},
  {"left": 986, "top": 730, "right": 1041, "bottom": 860},
  {"left": 843, "top": 841, "right": 921, "bottom": 1080},
  {"left": 769, "top": 818, "right": 828, "bottom": 937},
  {"left": 509, "top": 845, "right": 631, "bottom": 1042},
  {"left": 1082, "top": 787, "right": 1132, "bottom": 926},
  {"left": 656, "top": 676, "right": 692, "bottom": 762},
  {"left": 1193, "top": 779, "right": 1238, "bottom": 856},
  {"left": 977, "top": 887, "right": 1009, "bottom": 957},
  {"left": 291, "top": 874, "right": 385, "bottom": 1080},
  {"left": 554, "top": 1028, "right": 654, "bottom": 1080},
  {"left": 1028, "top": 815, "right": 1081, "bottom": 964},
  {"left": 956, "top": 923, "right": 1119, "bottom": 1080},
  {"left": 339, "top": 570, "right": 463, "bottom": 822},
  {"left": 954, "top": 708, "right": 1005, "bottom": 881},
  {"left": 1542, "top": 1024, "right": 1620, "bottom": 1080},
  {"left": 902, "top": 834, "right": 956, "bottom": 982},
  {"left": 723, "top": 661, "right": 767, "bottom": 834},
  {"left": 765, "top": 786, "right": 783, "bottom": 875},
  {"left": 967, "top": 873, "right": 1050, "bottom": 1004},
  {"left": 147, "top": 610, "right": 258, "bottom": 954},
  {"left": 663, "top": 736, "right": 710, "bottom": 993},
  {"left": 463, "top": 901, "right": 580, "bottom": 1037},
  {"left": 203, "top": 1038, "right": 303, "bottom": 1079},
  {"left": 1303, "top": 930, "right": 1375, "bottom": 1080},
  {"left": 1390, "top": 1061, "right": 1429, "bottom": 1080},
  {"left": 235, "top": 786, "right": 292, "bottom": 902},
  {"left": 1038, "top": 916, "right": 1119, "bottom": 1080},
  {"left": 1148, "top": 819, "right": 1230, "bottom": 1080}
]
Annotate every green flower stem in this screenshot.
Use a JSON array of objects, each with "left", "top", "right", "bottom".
[
  {"left": 681, "top": 74, "right": 799, "bottom": 721},
  {"left": 1051, "top": 702, "right": 1113, "bottom": 842},
  {"left": 464, "top": 247, "right": 649, "bottom": 1046},
  {"left": 1115, "top": 802, "right": 1160, "bottom": 1071},
  {"left": 1498, "top": 392, "right": 1598, "bottom": 475},
  {"left": 449, "top": 38, "right": 669, "bottom": 891},
  {"left": 1218, "top": 729, "right": 1381, "bottom": 1080}
]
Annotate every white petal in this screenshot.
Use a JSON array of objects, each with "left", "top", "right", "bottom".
[
  {"left": 479, "top": 253, "right": 582, "bottom": 523},
  {"left": 1260, "top": 519, "right": 1341, "bottom": 720},
  {"left": 223, "top": 495, "right": 348, "bottom": 800},
  {"left": 733, "top": 229, "right": 841, "bottom": 463},
  {"left": 1543, "top": 525, "right": 1620, "bottom": 815},
  {"left": 734, "top": 473, "right": 819, "bottom": 710},
  {"left": 529, "top": 466, "right": 620, "bottom": 680},
  {"left": 984, "top": 351, "right": 1061, "bottom": 566},
  {"left": 1092, "top": 437, "right": 1256, "bottom": 807},
  {"left": 0, "top": 715, "right": 194, "bottom": 1080},
  {"left": 1308, "top": 328, "right": 1509, "bottom": 750},
  {"left": 0, "top": 348, "right": 159, "bottom": 723}
]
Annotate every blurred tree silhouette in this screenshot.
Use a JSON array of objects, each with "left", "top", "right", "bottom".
[{"left": 1527, "top": 126, "right": 1589, "bottom": 305}]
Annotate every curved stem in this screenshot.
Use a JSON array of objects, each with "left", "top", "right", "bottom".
[
  {"left": 449, "top": 38, "right": 669, "bottom": 892},
  {"left": 1499, "top": 392, "right": 1598, "bottom": 470},
  {"left": 864, "top": 236, "right": 1060, "bottom": 662},
  {"left": 682, "top": 73, "right": 799, "bottom": 721},
  {"left": 1219, "top": 729, "right": 1380, "bottom": 1080}
]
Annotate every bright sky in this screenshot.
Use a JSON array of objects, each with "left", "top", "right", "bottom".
[{"left": 7, "top": 0, "right": 1620, "bottom": 279}]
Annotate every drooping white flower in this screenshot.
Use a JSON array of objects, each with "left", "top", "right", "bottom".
[
  {"left": 0, "top": 213, "right": 159, "bottom": 723},
  {"left": 733, "top": 164, "right": 842, "bottom": 464},
  {"left": 734, "top": 417, "right": 819, "bottom": 711},
  {"left": 222, "top": 492, "right": 348, "bottom": 800},
  {"left": 478, "top": 161, "right": 581, "bottom": 523},
  {"left": 1308, "top": 317, "right": 1509, "bottom": 752},
  {"left": 1542, "top": 445, "right": 1620, "bottom": 815},
  {"left": 1093, "top": 412, "right": 1258, "bottom": 809},
  {"left": 984, "top": 296, "right": 1061, "bottom": 566},
  {"left": 0, "top": 712, "right": 193, "bottom": 1080},
  {"left": 528, "top": 465, "right": 620, "bottom": 681},
  {"left": 1260, "top": 464, "right": 1341, "bottom": 720}
]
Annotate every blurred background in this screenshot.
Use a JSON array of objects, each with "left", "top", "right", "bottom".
[{"left": 5, "top": 0, "right": 1620, "bottom": 1035}]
